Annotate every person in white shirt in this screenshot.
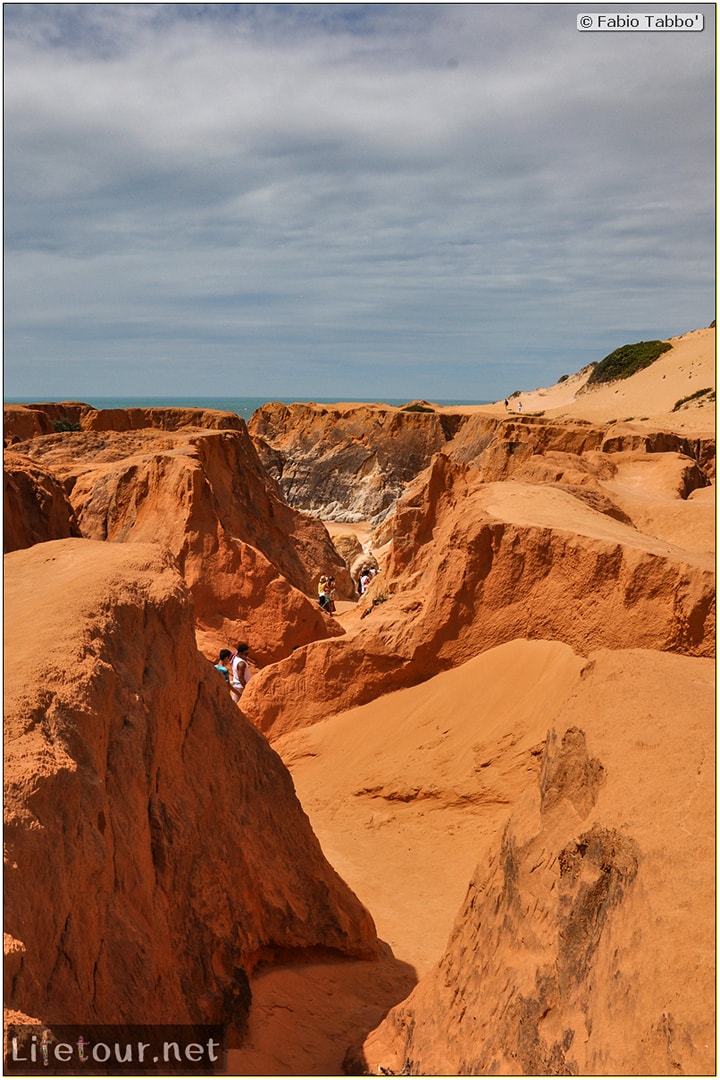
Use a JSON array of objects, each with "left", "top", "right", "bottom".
[{"left": 230, "top": 643, "right": 254, "bottom": 701}]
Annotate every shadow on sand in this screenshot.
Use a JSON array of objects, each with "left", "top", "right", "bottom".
[{"left": 225, "top": 943, "right": 416, "bottom": 1076}]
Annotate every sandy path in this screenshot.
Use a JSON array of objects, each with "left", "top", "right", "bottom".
[
  {"left": 272, "top": 640, "right": 585, "bottom": 975},
  {"left": 226, "top": 953, "right": 416, "bottom": 1075},
  {"left": 229, "top": 640, "right": 715, "bottom": 1075}
]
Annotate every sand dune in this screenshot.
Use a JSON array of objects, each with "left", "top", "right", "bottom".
[
  {"left": 360, "top": 645, "right": 715, "bottom": 1075},
  {"left": 448, "top": 325, "right": 715, "bottom": 434},
  {"left": 320, "top": 326, "right": 715, "bottom": 436}
]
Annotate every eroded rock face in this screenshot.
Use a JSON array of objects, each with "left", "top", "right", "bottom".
[
  {"left": 8, "top": 422, "right": 352, "bottom": 663},
  {"left": 357, "top": 650, "right": 715, "bottom": 1075},
  {"left": 4, "top": 539, "right": 377, "bottom": 1032},
  {"left": 455, "top": 416, "right": 715, "bottom": 492},
  {"left": 330, "top": 532, "right": 364, "bottom": 569},
  {"left": 4, "top": 451, "right": 80, "bottom": 552},
  {"left": 248, "top": 404, "right": 714, "bottom": 523},
  {"left": 4, "top": 401, "right": 245, "bottom": 442},
  {"left": 242, "top": 455, "right": 715, "bottom": 737},
  {"left": 385, "top": 458, "right": 715, "bottom": 664},
  {"left": 4, "top": 405, "right": 56, "bottom": 444},
  {"left": 249, "top": 402, "right": 465, "bottom": 523}
]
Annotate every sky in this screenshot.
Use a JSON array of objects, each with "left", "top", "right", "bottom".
[{"left": 3, "top": 2, "right": 716, "bottom": 402}]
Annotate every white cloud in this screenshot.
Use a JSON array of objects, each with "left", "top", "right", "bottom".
[{"left": 4, "top": 3, "right": 715, "bottom": 400}]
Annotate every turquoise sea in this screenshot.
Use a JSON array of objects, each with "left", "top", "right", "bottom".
[{"left": 6, "top": 396, "right": 492, "bottom": 423}]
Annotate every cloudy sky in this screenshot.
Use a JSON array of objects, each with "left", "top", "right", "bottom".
[{"left": 4, "top": 3, "right": 716, "bottom": 402}]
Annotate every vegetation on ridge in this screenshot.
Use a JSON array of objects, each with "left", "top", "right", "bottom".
[
  {"left": 587, "top": 340, "right": 672, "bottom": 386},
  {"left": 673, "top": 388, "right": 714, "bottom": 411}
]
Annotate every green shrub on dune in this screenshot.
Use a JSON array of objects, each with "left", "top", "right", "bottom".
[
  {"left": 672, "top": 388, "right": 714, "bottom": 411},
  {"left": 587, "top": 340, "right": 672, "bottom": 386}
]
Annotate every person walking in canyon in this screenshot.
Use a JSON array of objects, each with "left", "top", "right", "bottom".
[
  {"left": 318, "top": 574, "right": 329, "bottom": 608},
  {"left": 215, "top": 649, "right": 233, "bottom": 682},
  {"left": 230, "top": 643, "right": 254, "bottom": 702},
  {"left": 216, "top": 649, "right": 241, "bottom": 703},
  {"left": 318, "top": 574, "right": 336, "bottom": 614}
]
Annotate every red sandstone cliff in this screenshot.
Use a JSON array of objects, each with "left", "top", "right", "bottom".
[
  {"left": 4, "top": 338, "right": 714, "bottom": 1072},
  {"left": 6, "top": 419, "right": 352, "bottom": 663},
  {"left": 4, "top": 404, "right": 56, "bottom": 444},
  {"left": 248, "top": 401, "right": 714, "bottom": 524},
  {"left": 4, "top": 401, "right": 246, "bottom": 442},
  {"left": 4, "top": 539, "right": 377, "bottom": 1034},
  {"left": 249, "top": 401, "right": 465, "bottom": 523},
  {"left": 241, "top": 453, "right": 714, "bottom": 737},
  {"left": 4, "top": 451, "right": 80, "bottom": 552}
]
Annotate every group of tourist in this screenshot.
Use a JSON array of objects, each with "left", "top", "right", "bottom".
[
  {"left": 214, "top": 566, "right": 382, "bottom": 704},
  {"left": 318, "top": 567, "right": 381, "bottom": 610},
  {"left": 214, "top": 643, "right": 256, "bottom": 704}
]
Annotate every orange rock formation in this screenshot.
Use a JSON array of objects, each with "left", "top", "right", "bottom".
[
  {"left": 5, "top": 417, "right": 352, "bottom": 663},
  {"left": 4, "top": 539, "right": 377, "bottom": 1036},
  {"left": 241, "top": 452, "right": 713, "bottom": 738},
  {"left": 4, "top": 450, "right": 79, "bottom": 552}
]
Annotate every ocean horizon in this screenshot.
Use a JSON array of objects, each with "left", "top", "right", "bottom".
[{"left": 5, "top": 395, "right": 493, "bottom": 423}]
